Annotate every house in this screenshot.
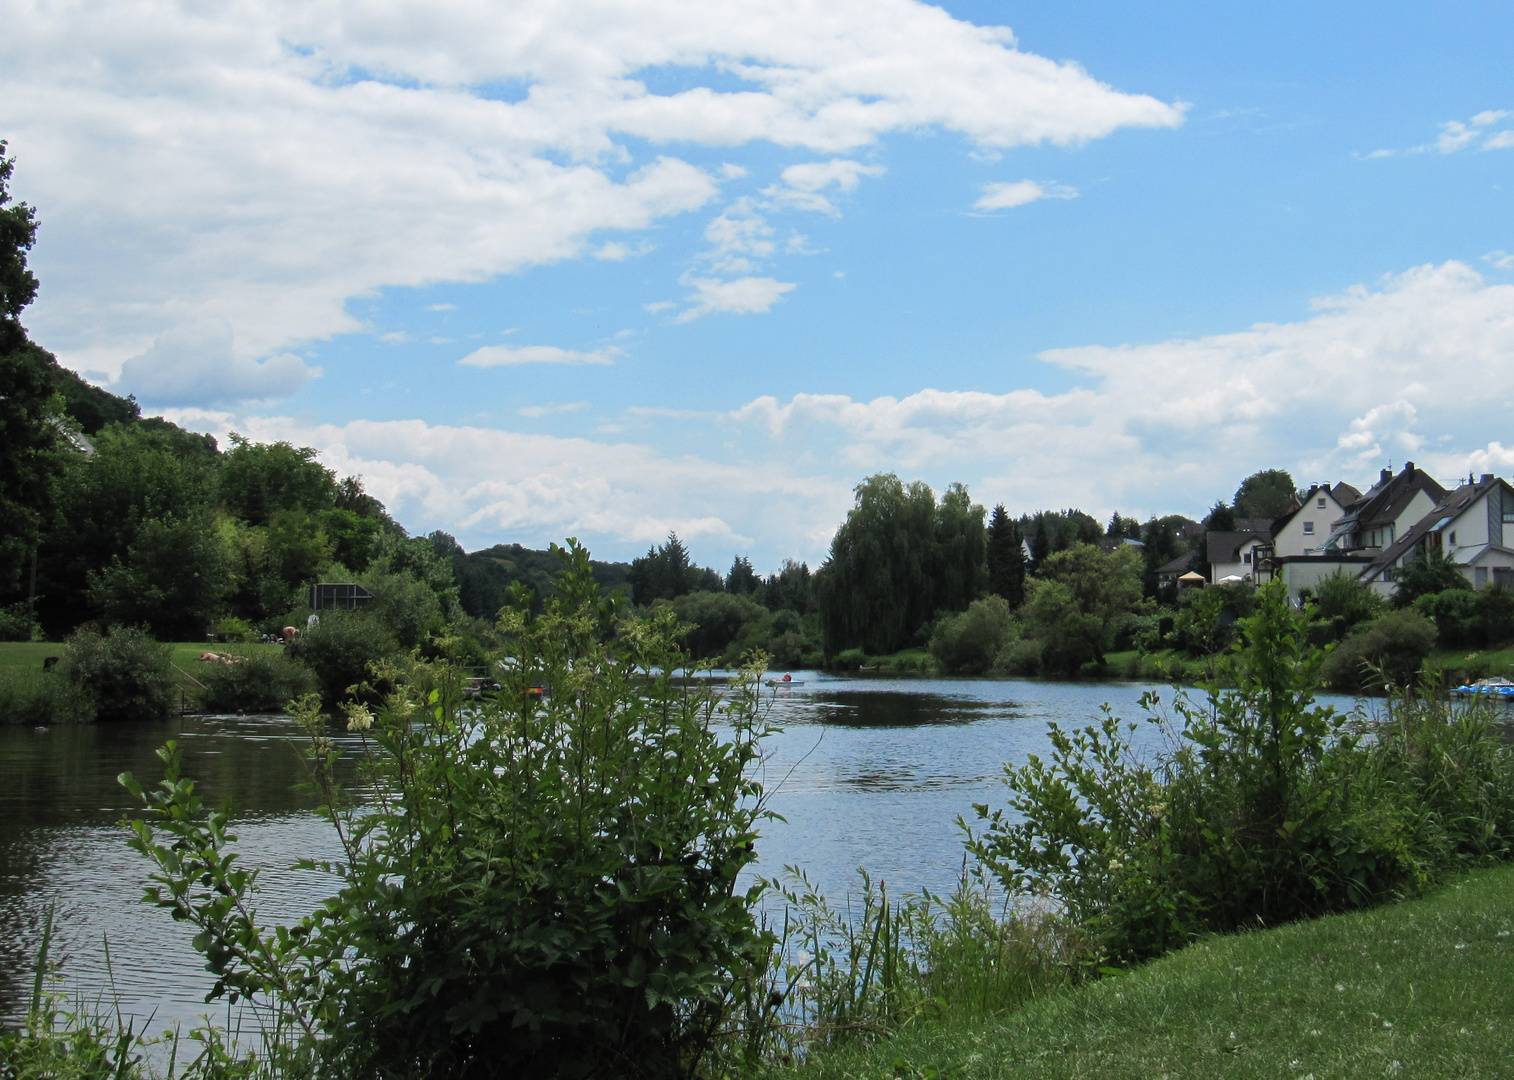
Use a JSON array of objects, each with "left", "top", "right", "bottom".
[
  {"left": 1359, "top": 475, "right": 1514, "bottom": 595},
  {"left": 1156, "top": 550, "right": 1199, "bottom": 590},
  {"left": 1271, "top": 464, "right": 1445, "bottom": 600},
  {"left": 1269, "top": 481, "right": 1362, "bottom": 560},
  {"left": 1207, "top": 528, "right": 1271, "bottom": 585},
  {"left": 1322, "top": 462, "right": 1446, "bottom": 556}
]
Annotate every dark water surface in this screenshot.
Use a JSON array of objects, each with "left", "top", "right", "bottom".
[{"left": 0, "top": 676, "right": 1360, "bottom": 1031}]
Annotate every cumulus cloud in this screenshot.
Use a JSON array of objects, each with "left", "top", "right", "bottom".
[
  {"left": 2, "top": 0, "right": 1182, "bottom": 372},
  {"left": 675, "top": 275, "right": 796, "bottom": 321},
  {"left": 459, "top": 344, "right": 620, "bottom": 367},
  {"left": 973, "top": 179, "right": 1077, "bottom": 211},
  {"left": 1411, "top": 109, "right": 1514, "bottom": 154},
  {"left": 115, "top": 320, "right": 320, "bottom": 406},
  {"left": 765, "top": 159, "right": 887, "bottom": 212},
  {"left": 730, "top": 261, "right": 1514, "bottom": 518}
]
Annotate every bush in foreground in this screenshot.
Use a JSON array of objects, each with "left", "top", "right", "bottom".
[
  {"left": 1319, "top": 608, "right": 1437, "bottom": 693},
  {"left": 120, "top": 540, "right": 775, "bottom": 1079}
]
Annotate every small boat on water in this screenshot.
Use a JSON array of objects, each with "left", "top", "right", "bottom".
[
  {"left": 1452, "top": 677, "right": 1514, "bottom": 696},
  {"left": 764, "top": 677, "right": 805, "bottom": 687}
]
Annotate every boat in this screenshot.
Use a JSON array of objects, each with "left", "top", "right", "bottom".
[
  {"left": 764, "top": 678, "right": 805, "bottom": 687},
  {"left": 1452, "top": 677, "right": 1514, "bottom": 696}
]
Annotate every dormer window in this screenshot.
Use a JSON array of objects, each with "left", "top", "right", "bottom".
[{"left": 1303, "top": 521, "right": 1314, "bottom": 535}]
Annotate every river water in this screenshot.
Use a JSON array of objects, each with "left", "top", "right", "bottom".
[{"left": 0, "top": 674, "right": 1363, "bottom": 1032}]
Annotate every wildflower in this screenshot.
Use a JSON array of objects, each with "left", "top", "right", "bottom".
[{"left": 345, "top": 703, "right": 374, "bottom": 732}]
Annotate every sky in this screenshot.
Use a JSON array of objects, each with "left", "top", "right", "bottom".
[{"left": 4, "top": 0, "right": 1513, "bottom": 571}]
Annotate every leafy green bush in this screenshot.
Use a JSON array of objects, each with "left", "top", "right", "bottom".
[
  {"left": 966, "top": 581, "right": 1505, "bottom": 965},
  {"left": 1412, "top": 587, "right": 1514, "bottom": 649},
  {"left": 197, "top": 650, "right": 319, "bottom": 713},
  {"left": 213, "top": 615, "right": 258, "bottom": 643},
  {"left": 0, "top": 600, "right": 42, "bottom": 641},
  {"left": 831, "top": 647, "right": 866, "bottom": 671},
  {"left": 0, "top": 669, "right": 95, "bottom": 725},
  {"left": 929, "top": 596, "right": 1014, "bottom": 674},
  {"left": 1170, "top": 582, "right": 1257, "bottom": 655},
  {"left": 289, "top": 610, "right": 401, "bottom": 706},
  {"left": 669, "top": 589, "right": 770, "bottom": 664},
  {"left": 992, "top": 637, "right": 1043, "bottom": 677},
  {"left": 119, "top": 541, "right": 775, "bottom": 1078},
  {"left": 1319, "top": 609, "right": 1437, "bottom": 693},
  {"left": 56, "top": 627, "right": 175, "bottom": 723},
  {"left": 1307, "top": 571, "right": 1387, "bottom": 643}
]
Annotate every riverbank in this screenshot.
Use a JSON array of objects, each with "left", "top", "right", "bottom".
[{"left": 779, "top": 862, "right": 1514, "bottom": 1079}]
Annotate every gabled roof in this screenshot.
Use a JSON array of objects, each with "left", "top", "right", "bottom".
[
  {"left": 1270, "top": 481, "right": 1356, "bottom": 536},
  {"left": 1207, "top": 530, "right": 1268, "bottom": 565},
  {"left": 1337, "top": 462, "right": 1446, "bottom": 532},
  {"left": 1156, "top": 550, "right": 1199, "bottom": 576},
  {"left": 1363, "top": 475, "right": 1514, "bottom": 578}
]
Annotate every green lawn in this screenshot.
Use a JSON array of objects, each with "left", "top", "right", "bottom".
[
  {"left": 0, "top": 640, "right": 283, "bottom": 696},
  {"left": 781, "top": 864, "right": 1514, "bottom": 1079}
]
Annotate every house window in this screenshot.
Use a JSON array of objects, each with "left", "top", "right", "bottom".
[
  {"left": 1243, "top": 552, "right": 1252, "bottom": 564},
  {"left": 1316, "top": 497, "right": 1327, "bottom": 509},
  {"left": 1450, "top": 531, "right": 1457, "bottom": 545},
  {"left": 1303, "top": 521, "right": 1314, "bottom": 535}
]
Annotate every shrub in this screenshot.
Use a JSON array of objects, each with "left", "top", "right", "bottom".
[
  {"left": 289, "top": 610, "right": 401, "bottom": 706},
  {"left": 1307, "top": 571, "right": 1387, "bottom": 643},
  {"left": 992, "top": 637, "right": 1043, "bottom": 677},
  {"left": 1170, "top": 582, "right": 1257, "bottom": 655},
  {"left": 1413, "top": 587, "right": 1514, "bottom": 650},
  {"left": 120, "top": 540, "right": 776, "bottom": 1078},
  {"left": 929, "top": 596, "right": 1014, "bottom": 674},
  {"left": 1320, "top": 609, "right": 1437, "bottom": 693},
  {"left": 56, "top": 626, "right": 175, "bottom": 723},
  {"left": 358, "top": 565, "right": 445, "bottom": 650},
  {"left": 0, "top": 601, "right": 42, "bottom": 641},
  {"left": 670, "top": 590, "right": 770, "bottom": 664},
  {"left": 213, "top": 615, "right": 258, "bottom": 643},
  {"left": 197, "top": 650, "right": 319, "bottom": 713},
  {"left": 0, "top": 669, "right": 95, "bottom": 725},
  {"left": 966, "top": 581, "right": 1454, "bottom": 964},
  {"left": 831, "top": 647, "right": 866, "bottom": 671}
]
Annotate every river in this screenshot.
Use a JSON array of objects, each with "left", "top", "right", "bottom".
[{"left": 0, "top": 674, "right": 1364, "bottom": 1032}]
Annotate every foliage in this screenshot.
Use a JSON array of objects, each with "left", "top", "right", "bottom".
[
  {"left": 1203, "top": 501, "right": 1235, "bottom": 531},
  {"left": 356, "top": 562, "right": 444, "bottom": 650},
  {"left": 1305, "top": 570, "right": 1387, "bottom": 643},
  {"left": 992, "top": 636, "right": 1044, "bottom": 677},
  {"left": 759, "top": 558, "right": 816, "bottom": 614},
  {"left": 119, "top": 541, "right": 775, "bottom": 1079},
  {"left": 288, "top": 611, "right": 401, "bottom": 707},
  {"left": 725, "top": 554, "right": 760, "bottom": 595},
  {"left": 817, "top": 474, "right": 987, "bottom": 656},
  {"left": 0, "top": 599, "right": 42, "bottom": 641},
  {"left": 214, "top": 615, "right": 258, "bottom": 643},
  {"left": 89, "top": 510, "right": 228, "bottom": 640},
  {"left": 0, "top": 668, "right": 94, "bottom": 725},
  {"left": 631, "top": 531, "right": 706, "bottom": 605},
  {"left": 217, "top": 435, "right": 338, "bottom": 526},
  {"left": 1018, "top": 509, "right": 1102, "bottom": 566},
  {"left": 929, "top": 595, "right": 1015, "bottom": 674},
  {"left": 56, "top": 626, "right": 175, "bottom": 723},
  {"left": 1319, "top": 609, "right": 1437, "bottom": 693},
  {"left": 669, "top": 588, "right": 770, "bottom": 663},
  {"left": 1393, "top": 547, "right": 1472, "bottom": 607},
  {"left": 1169, "top": 581, "right": 1257, "bottom": 655},
  {"left": 1412, "top": 586, "right": 1514, "bottom": 649},
  {"left": 967, "top": 581, "right": 1514, "bottom": 965},
  {"left": 197, "top": 650, "right": 320, "bottom": 714},
  {"left": 985, "top": 504, "right": 1025, "bottom": 608},
  {"left": 1016, "top": 543, "right": 1144, "bottom": 675},
  {"left": 1231, "top": 468, "right": 1297, "bottom": 520}
]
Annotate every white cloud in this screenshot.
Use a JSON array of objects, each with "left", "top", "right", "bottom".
[
  {"left": 594, "top": 239, "right": 655, "bottom": 260},
  {"left": 1484, "top": 250, "right": 1514, "bottom": 270},
  {"left": 459, "top": 344, "right": 620, "bottom": 367},
  {"left": 675, "top": 275, "right": 796, "bottom": 321},
  {"left": 1415, "top": 109, "right": 1513, "bottom": 154},
  {"left": 973, "top": 179, "right": 1077, "bottom": 211},
  {"left": 518, "top": 401, "right": 588, "bottom": 418},
  {"left": 765, "top": 159, "right": 886, "bottom": 212},
  {"left": 643, "top": 300, "right": 677, "bottom": 313},
  {"left": 3, "top": 0, "right": 1182, "bottom": 371},
  {"left": 729, "top": 262, "right": 1514, "bottom": 520},
  {"left": 115, "top": 319, "right": 320, "bottom": 406},
  {"left": 427, "top": 303, "right": 456, "bottom": 311}
]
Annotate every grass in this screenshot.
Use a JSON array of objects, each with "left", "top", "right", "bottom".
[
  {"left": 0, "top": 639, "right": 286, "bottom": 712},
  {"left": 777, "top": 864, "right": 1514, "bottom": 1080}
]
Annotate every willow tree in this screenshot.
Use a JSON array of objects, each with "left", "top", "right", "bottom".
[{"left": 816, "top": 474, "right": 987, "bottom": 656}]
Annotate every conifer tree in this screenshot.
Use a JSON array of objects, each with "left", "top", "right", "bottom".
[{"left": 986, "top": 504, "right": 1025, "bottom": 608}]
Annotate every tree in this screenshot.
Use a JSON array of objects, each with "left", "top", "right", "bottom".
[
  {"left": 1205, "top": 501, "right": 1236, "bottom": 531},
  {"left": 630, "top": 532, "right": 695, "bottom": 605},
  {"left": 1021, "top": 542, "right": 1144, "bottom": 672},
  {"left": 0, "top": 141, "right": 39, "bottom": 354},
  {"left": 218, "top": 435, "right": 338, "bottom": 526},
  {"left": 724, "top": 555, "right": 759, "bottom": 595},
  {"left": 815, "top": 474, "right": 987, "bottom": 656},
  {"left": 986, "top": 504, "right": 1025, "bottom": 607},
  {"left": 1233, "top": 469, "right": 1297, "bottom": 520},
  {"left": 1393, "top": 547, "right": 1472, "bottom": 607},
  {"left": 760, "top": 558, "right": 815, "bottom": 613}
]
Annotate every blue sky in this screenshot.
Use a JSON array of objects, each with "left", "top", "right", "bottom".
[{"left": 4, "top": 0, "right": 1512, "bottom": 569}]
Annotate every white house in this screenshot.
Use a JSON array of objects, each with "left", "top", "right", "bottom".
[
  {"left": 1270, "top": 482, "right": 1361, "bottom": 559},
  {"left": 1359, "top": 475, "right": 1514, "bottom": 594}
]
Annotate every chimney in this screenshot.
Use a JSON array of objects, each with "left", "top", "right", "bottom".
[
  {"left": 1403, "top": 461, "right": 1415, "bottom": 474},
  {"left": 1481, "top": 473, "right": 1494, "bottom": 485},
  {"left": 1379, "top": 468, "right": 1391, "bottom": 485}
]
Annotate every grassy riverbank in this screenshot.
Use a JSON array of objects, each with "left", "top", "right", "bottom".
[{"left": 779, "top": 863, "right": 1514, "bottom": 1080}]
